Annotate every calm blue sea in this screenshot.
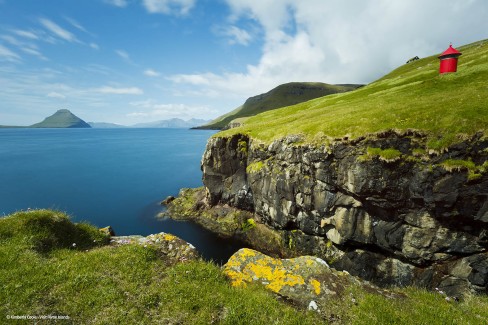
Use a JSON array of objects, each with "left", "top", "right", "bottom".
[{"left": 0, "top": 128, "right": 244, "bottom": 263}]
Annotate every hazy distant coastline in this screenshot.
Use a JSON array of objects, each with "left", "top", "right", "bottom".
[{"left": 1, "top": 109, "right": 210, "bottom": 129}]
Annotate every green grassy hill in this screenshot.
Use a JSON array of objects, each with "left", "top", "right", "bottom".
[
  {"left": 199, "top": 82, "right": 361, "bottom": 130},
  {"left": 2, "top": 210, "right": 487, "bottom": 324},
  {"left": 31, "top": 109, "right": 91, "bottom": 128},
  {"left": 221, "top": 40, "right": 488, "bottom": 150}
]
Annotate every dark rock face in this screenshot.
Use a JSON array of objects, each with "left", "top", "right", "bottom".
[{"left": 202, "top": 132, "right": 488, "bottom": 296}]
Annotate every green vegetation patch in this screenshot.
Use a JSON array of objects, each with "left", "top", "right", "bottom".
[
  {"left": 0, "top": 209, "right": 109, "bottom": 254},
  {"left": 359, "top": 147, "right": 402, "bottom": 163},
  {"left": 219, "top": 40, "right": 488, "bottom": 150},
  {"left": 439, "top": 159, "right": 487, "bottom": 180},
  {"left": 246, "top": 161, "right": 265, "bottom": 173},
  {"left": 241, "top": 218, "right": 256, "bottom": 232},
  {"left": 350, "top": 287, "right": 488, "bottom": 325},
  {"left": 237, "top": 140, "right": 248, "bottom": 155}
]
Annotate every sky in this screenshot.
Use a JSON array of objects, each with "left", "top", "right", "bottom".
[{"left": 1, "top": 0, "right": 487, "bottom": 126}]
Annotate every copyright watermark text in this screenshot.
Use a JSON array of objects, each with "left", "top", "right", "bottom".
[{"left": 6, "top": 315, "right": 70, "bottom": 320}]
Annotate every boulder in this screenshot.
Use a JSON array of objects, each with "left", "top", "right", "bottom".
[
  {"left": 99, "top": 226, "right": 115, "bottom": 236},
  {"left": 110, "top": 232, "right": 200, "bottom": 263},
  {"left": 223, "top": 248, "right": 401, "bottom": 309}
]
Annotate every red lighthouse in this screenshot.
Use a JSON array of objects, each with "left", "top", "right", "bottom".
[{"left": 438, "top": 44, "right": 462, "bottom": 74}]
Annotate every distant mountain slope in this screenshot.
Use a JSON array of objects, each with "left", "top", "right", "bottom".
[
  {"left": 88, "top": 122, "right": 126, "bottom": 128},
  {"left": 131, "top": 118, "right": 210, "bottom": 128},
  {"left": 31, "top": 109, "right": 91, "bottom": 128},
  {"left": 198, "top": 82, "right": 362, "bottom": 130}
]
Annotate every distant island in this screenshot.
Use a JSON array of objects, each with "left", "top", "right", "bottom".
[
  {"left": 89, "top": 118, "right": 210, "bottom": 128},
  {"left": 1, "top": 110, "right": 210, "bottom": 129},
  {"left": 31, "top": 109, "right": 91, "bottom": 128},
  {"left": 130, "top": 118, "right": 210, "bottom": 129},
  {"left": 0, "top": 109, "right": 91, "bottom": 128}
]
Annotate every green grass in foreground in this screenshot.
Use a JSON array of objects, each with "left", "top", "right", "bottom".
[
  {"left": 1, "top": 210, "right": 487, "bottom": 324},
  {"left": 220, "top": 40, "right": 488, "bottom": 150}
]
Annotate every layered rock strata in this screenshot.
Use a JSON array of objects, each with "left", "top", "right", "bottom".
[{"left": 201, "top": 132, "right": 488, "bottom": 296}]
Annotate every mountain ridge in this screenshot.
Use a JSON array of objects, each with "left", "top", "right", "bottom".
[
  {"left": 131, "top": 118, "right": 210, "bottom": 128},
  {"left": 197, "top": 82, "right": 362, "bottom": 130}
]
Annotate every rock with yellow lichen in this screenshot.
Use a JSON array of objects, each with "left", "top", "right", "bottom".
[
  {"left": 223, "top": 248, "right": 402, "bottom": 310},
  {"left": 99, "top": 226, "right": 115, "bottom": 236},
  {"left": 110, "top": 232, "right": 200, "bottom": 264}
]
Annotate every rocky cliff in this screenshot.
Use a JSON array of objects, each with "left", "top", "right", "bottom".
[{"left": 201, "top": 131, "right": 488, "bottom": 296}]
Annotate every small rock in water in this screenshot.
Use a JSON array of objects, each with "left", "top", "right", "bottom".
[{"left": 161, "top": 196, "right": 176, "bottom": 205}]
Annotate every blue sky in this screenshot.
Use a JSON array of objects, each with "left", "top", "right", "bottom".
[{"left": 1, "top": 0, "right": 487, "bottom": 125}]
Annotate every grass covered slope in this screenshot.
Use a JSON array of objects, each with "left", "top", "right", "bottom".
[
  {"left": 0, "top": 210, "right": 321, "bottom": 324},
  {"left": 0, "top": 210, "right": 488, "bottom": 325},
  {"left": 200, "top": 82, "right": 361, "bottom": 130},
  {"left": 1, "top": 210, "right": 487, "bottom": 324},
  {"left": 31, "top": 109, "right": 91, "bottom": 128},
  {"left": 221, "top": 40, "right": 488, "bottom": 150}
]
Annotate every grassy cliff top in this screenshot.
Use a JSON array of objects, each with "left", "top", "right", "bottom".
[
  {"left": 219, "top": 40, "right": 488, "bottom": 150},
  {"left": 1, "top": 210, "right": 487, "bottom": 323},
  {"left": 0, "top": 210, "right": 321, "bottom": 324},
  {"left": 200, "top": 82, "right": 360, "bottom": 130}
]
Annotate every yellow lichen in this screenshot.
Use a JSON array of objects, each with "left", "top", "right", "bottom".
[
  {"left": 163, "top": 233, "right": 177, "bottom": 241},
  {"left": 306, "top": 259, "right": 314, "bottom": 267},
  {"left": 223, "top": 269, "right": 246, "bottom": 287},
  {"left": 310, "top": 278, "right": 321, "bottom": 295},
  {"left": 223, "top": 249, "right": 306, "bottom": 293},
  {"left": 246, "top": 261, "right": 304, "bottom": 293},
  {"left": 238, "top": 248, "right": 256, "bottom": 259}
]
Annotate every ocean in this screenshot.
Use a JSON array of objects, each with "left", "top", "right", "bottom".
[{"left": 0, "top": 128, "right": 244, "bottom": 263}]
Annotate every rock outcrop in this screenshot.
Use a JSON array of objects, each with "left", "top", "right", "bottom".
[
  {"left": 223, "top": 248, "right": 402, "bottom": 311},
  {"left": 110, "top": 232, "right": 200, "bottom": 264},
  {"left": 201, "top": 132, "right": 488, "bottom": 297}
]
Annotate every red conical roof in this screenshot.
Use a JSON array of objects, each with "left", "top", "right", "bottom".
[{"left": 438, "top": 45, "right": 462, "bottom": 58}]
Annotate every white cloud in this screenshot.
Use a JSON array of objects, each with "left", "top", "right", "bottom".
[
  {"left": 0, "top": 44, "right": 21, "bottom": 62},
  {"left": 105, "top": 0, "right": 128, "bottom": 7},
  {"left": 1, "top": 34, "right": 47, "bottom": 60},
  {"left": 168, "top": 73, "right": 212, "bottom": 85},
  {"left": 39, "top": 18, "right": 78, "bottom": 43},
  {"left": 128, "top": 100, "right": 217, "bottom": 120},
  {"left": 64, "top": 17, "right": 88, "bottom": 33},
  {"left": 90, "top": 43, "right": 100, "bottom": 50},
  {"left": 115, "top": 49, "right": 131, "bottom": 61},
  {"left": 169, "top": 0, "right": 488, "bottom": 101},
  {"left": 144, "top": 69, "right": 160, "bottom": 77},
  {"left": 142, "top": 0, "right": 196, "bottom": 15},
  {"left": 96, "top": 86, "right": 144, "bottom": 95},
  {"left": 0, "top": 35, "right": 22, "bottom": 46},
  {"left": 12, "top": 29, "right": 39, "bottom": 40},
  {"left": 21, "top": 47, "right": 48, "bottom": 60},
  {"left": 47, "top": 92, "right": 66, "bottom": 99},
  {"left": 224, "top": 26, "right": 252, "bottom": 45}
]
